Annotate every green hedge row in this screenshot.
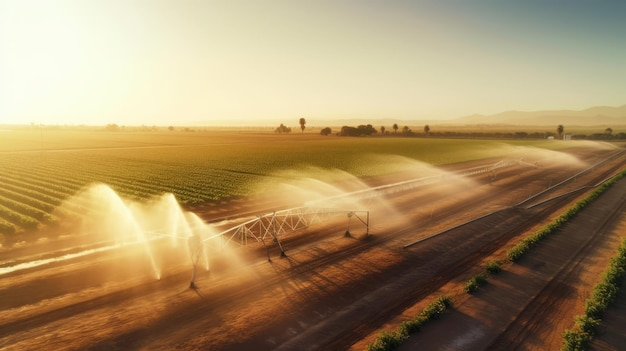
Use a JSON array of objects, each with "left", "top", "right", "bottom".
[
  {"left": 507, "top": 170, "right": 626, "bottom": 262},
  {"left": 366, "top": 296, "right": 452, "bottom": 351},
  {"left": 562, "top": 237, "right": 626, "bottom": 350}
]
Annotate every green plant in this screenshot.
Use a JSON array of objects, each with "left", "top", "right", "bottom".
[
  {"left": 561, "top": 237, "right": 626, "bottom": 350},
  {"left": 485, "top": 260, "right": 502, "bottom": 274},
  {"left": 562, "top": 328, "right": 591, "bottom": 351},
  {"left": 366, "top": 296, "right": 451, "bottom": 351},
  {"left": 508, "top": 169, "right": 626, "bottom": 263},
  {"left": 464, "top": 273, "right": 488, "bottom": 293}
]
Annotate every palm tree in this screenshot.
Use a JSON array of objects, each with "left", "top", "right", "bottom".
[
  {"left": 380, "top": 126, "right": 386, "bottom": 135},
  {"left": 299, "top": 118, "right": 306, "bottom": 134},
  {"left": 557, "top": 125, "right": 564, "bottom": 140},
  {"left": 392, "top": 123, "right": 398, "bottom": 134},
  {"left": 424, "top": 124, "right": 430, "bottom": 136}
]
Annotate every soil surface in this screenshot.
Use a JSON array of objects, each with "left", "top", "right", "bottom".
[
  {"left": 396, "top": 175, "right": 626, "bottom": 351},
  {"left": 0, "top": 144, "right": 625, "bottom": 351}
]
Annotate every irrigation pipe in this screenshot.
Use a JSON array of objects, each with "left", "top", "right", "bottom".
[{"left": 403, "top": 210, "right": 508, "bottom": 249}]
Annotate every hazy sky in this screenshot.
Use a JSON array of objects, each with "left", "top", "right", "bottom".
[{"left": 1, "top": 0, "right": 625, "bottom": 126}]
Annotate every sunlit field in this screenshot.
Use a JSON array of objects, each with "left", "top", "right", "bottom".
[
  {"left": 0, "top": 127, "right": 611, "bottom": 242},
  {"left": 1, "top": 126, "right": 625, "bottom": 351}
]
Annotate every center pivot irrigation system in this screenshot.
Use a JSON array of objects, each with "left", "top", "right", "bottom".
[
  {"left": 186, "top": 158, "right": 531, "bottom": 288},
  {"left": 187, "top": 206, "right": 370, "bottom": 289}
]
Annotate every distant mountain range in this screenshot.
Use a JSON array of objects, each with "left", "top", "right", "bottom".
[
  {"left": 306, "top": 105, "right": 626, "bottom": 128},
  {"left": 185, "top": 105, "right": 626, "bottom": 128},
  {"left": 453, "top": 105, "right": 626, "bottom": 126}
]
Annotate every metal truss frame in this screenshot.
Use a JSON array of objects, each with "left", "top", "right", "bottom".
[{"left": 203, "top": 206, "right": 369, "bottom": 251}]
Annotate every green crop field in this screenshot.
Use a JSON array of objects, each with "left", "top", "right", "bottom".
[{"left": 0, "top": 127, "right": 601, "bottom": 243}]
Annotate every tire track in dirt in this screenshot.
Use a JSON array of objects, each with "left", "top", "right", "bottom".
[{"left": 486, "top": 182, "right": 626, "bottom": 350}]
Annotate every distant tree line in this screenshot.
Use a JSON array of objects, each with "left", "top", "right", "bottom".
[
  {"left": 325, "top": 123, "right": 626, "bottom": 140},
  {"left": 104, "top": 124, "right": 159, "bottom": 132},
  {"left": 340, "top": 124, "right": 377, "bottom": 136},
  {"left": 573, "top": 131, "right": 626, "bottom": 140}
]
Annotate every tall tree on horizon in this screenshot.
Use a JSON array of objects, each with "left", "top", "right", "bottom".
[
  {"left": 557, "top": 124, "right": 564, "bottom": 139},
  {"left": 299, "top": 118, "right": 306, "bottom": 134}
]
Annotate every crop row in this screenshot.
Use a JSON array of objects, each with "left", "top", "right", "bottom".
[
  {"left": 0, "top": 186, "right": 59, "bottom": 213},
  {"left": 562, "top": 237, "right": 626, "bottom": 350},
  {"left": 1, "top": 162, "right": 87, "bottom": 188},
  {"left": 0, "top": 203, "right": 40, "bottom": 230},
  {"left": 453, "top": 168, "right": 626, "bottom": 351},
  {"left": 0, "top": 172, "right": 79, "bottom": 199},
  {"left": 0, "top": 194, "right": 57, "bottom": 222},
  {"left": 2, "top": 157, "right": 254, "bottom": 205},
  {"left": 507, "top": 169, "right": 626, "bottom": 262},
  {"left": 3, "top": 154, "right": 250, "bottom": 203},
  {"left": 366, "top": 296, "right": 452, "bottom": 351},
  {"left": 0, "top": 167, "right": 246, "bottom": 237}
]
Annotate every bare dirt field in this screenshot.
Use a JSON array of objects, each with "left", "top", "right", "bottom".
[{"left": 1, "top": 144, "right": 625, "bottom": 351}]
